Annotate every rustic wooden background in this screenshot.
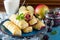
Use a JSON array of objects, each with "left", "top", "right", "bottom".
[{"left": 0, "top": 0, "right": 60, "bottom": 11}]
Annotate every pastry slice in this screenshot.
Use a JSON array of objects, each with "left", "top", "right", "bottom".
[
  {"left": 27, "top": 6, "right": 34, "bottom": 14},
  {"left": 19, "top": 6, "right": 27, "bottom": 14},
  {"left": 23, "top": 26, "right": 33, "bottom": 33},
  {"left": 3, "top": 21, "right": 22, "bottom": 36},
  {"left": 29, "top": 16, "right": 38, "bottom": 25},
  {"left": 9, "top": 14, "right": 28, "bottom": 29},
  {"left": 33, "top": 20, "right": 45, "bottom": 30}
]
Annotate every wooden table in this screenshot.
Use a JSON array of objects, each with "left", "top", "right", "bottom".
[
  {"left": 0, "top": 0, "right": 60, "bottom": 11},
  {"left": 0, "top": 11, "right": 5, "bottom": 14}
]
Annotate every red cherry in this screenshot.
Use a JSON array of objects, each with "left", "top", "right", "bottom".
[{"left": 25, "top": 14, "right": 31, "bottom": 21}]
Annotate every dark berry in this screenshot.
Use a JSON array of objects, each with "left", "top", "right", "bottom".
[
  {"left": 47, "top": 20, "right": 51, "bottom": 26},
  {"left": 47, "top": 28, "right": 52, "bottom": 32},
  {"left": 54, "top": 19, "right": 60, "bottom": 26},
  {"left": 43, "top": 35, "right": 49, "bottom": 40},
  {"left": 55, "top": 12, "right": 59, "bottom": 15}
]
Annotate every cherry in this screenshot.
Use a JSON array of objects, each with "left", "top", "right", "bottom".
[{"left": 25, "top": 14, "right": 31, "bottom": 21}]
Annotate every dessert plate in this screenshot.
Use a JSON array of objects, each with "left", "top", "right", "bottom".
[{"left": 0, "top": 19, "right": 46, "bottom": 38}]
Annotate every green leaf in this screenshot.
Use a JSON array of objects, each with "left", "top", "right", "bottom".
[
  {"left": 51, "top": 30, "right": 57, "bottom": 35},
  {"left": 16, "top": 13, "right": 24, "bottom": 20},
  {"left": 16, "top": 15, "right": 20, "bottom": 20}
]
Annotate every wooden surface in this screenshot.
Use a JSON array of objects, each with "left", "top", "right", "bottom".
[
  {"left": 0, "top": 0, "right": 60, "bottom": 11},
  {"left": 22, "top": 0, "right": 60, "bottom": 8}
]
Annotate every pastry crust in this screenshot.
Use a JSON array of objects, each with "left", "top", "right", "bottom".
[
  {"left": 3, "top": 21, "right": 22, "bottom": 36},
  {"left": 29, "top": 16, "right": 38, "bottom": 25},
  {"left": 33, "top": 20, "right": 45, "bottom": 30},
  {"left": 23, "top": 26, "right": 33, "bottom": 33},
  {"left": 9, "top": 14, "right": 28, "bottom": 29},
  {"left": 27, "top": 6, "right": 34, "bottom": 14}
]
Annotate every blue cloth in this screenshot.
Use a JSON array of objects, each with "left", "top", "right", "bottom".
[
  {"left": 0, "top": 25, "right": 60, "bottom": 40},
  {"left": 47, "top": 26, "right": 60, "bottom": 40}
]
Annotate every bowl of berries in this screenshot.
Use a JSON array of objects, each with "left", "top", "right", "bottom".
[{"left": 45, "top": 8, "right": 60, "bottom": 27}]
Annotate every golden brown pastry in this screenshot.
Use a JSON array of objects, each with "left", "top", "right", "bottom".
[
  {"left": 9, "top": 14, "right": 28, "bottom": 29},
  {"left": 29, "top": 16, "right": 38, "bottom": 25},
  {"left": 19, "top": 10, "right": 33, "bottom": 21},
  {"left": 19, "top": 6, "right": 34, "bottom": 16},
  {"left": 3, "top": 21, "right": 22, "bottom": 36},
  {"left": 27, "top": 6, "right": 34, "bottom": 15},
  {"left": 23, "top": 26, "right": 33, "bottom": 33},
  {"left": 33, "top": 20, "right": 45, "bottom": 30},
  {"left": 19, "top": 6, "right": 27, "bottom": 14}
]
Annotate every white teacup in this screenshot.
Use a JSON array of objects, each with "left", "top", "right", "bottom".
[{"left": 4, "top": 0, "right": 20, "bottom": 16}]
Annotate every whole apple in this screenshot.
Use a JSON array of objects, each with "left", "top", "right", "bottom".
[{"left": 35, "top": 4, "right": 49, "bottom": 19}]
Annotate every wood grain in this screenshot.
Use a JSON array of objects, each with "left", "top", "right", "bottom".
[
  {"left": 22, "top": 0, "right": 60, "bottom": 3},
  {"left": 0, "top": 0, "right": 60, "bottom": 11}
]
